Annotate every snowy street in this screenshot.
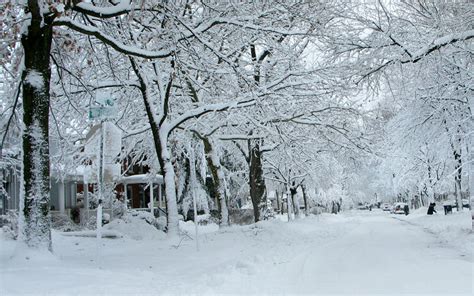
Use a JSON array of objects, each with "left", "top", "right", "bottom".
[
  {"left": 1, "top": 1, "right": 473, "bottom": 295},
  {"left": 1, "top": 210, "right": 472, "bottom": 295}
]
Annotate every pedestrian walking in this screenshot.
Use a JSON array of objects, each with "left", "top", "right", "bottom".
[
  {"left": 403, "top": 204, "right": 409, "bottom": 215},
  {"left": 427, "top": 203, "right": 437, "bottom": 215}
]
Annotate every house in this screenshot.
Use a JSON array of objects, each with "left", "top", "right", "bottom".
[
  {"left": 2, "top": 163, "right": 165, "bottom": 218},
  {"left": 0, "top": 122, "right": 165, "bottom": 220},
  {"left": 0, "top": 166, "right": 20, "bottom": 216}
]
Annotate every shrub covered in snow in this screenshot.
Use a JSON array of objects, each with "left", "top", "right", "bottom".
[
  {"left": 103, "top": 210, "right": 167, "bottom": 240},
  {"left": 0, "top": 210, "right": 18, "bottom": 240},
  {"left": 112, "top": 198, "right": 127, "bottom": 218},
  {"left": 229, "top": 209, "right": 254, "bottom": 225},
  {"left": 51, "top": 212, "right": 80, "bottom": 232},
  {"left": 126, "top": 209, "right": 168, "bottom": 230},
  {"left": 261, "top": 201, "right": 276, "bottom": 220},
  {"left": 308, "top": 206, "right": 324, "bottom": 216}
]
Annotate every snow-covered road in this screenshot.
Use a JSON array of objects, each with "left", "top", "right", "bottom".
[
  {"left": 1, "top": 210, "right": 472, "bottom": 295},
  {"left": 199, "top": 212, "right": 472, "bottom": 295},
  {"left": 247, "top": 214, "right": 471, "bottom": 295}
]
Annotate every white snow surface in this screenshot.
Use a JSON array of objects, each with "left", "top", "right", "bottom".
[
  {"left": 395, "top": 207, "right": 473, "bottom": 256},
  {"left": 1, "top": 210, "right": 472, "bottom": 295}
]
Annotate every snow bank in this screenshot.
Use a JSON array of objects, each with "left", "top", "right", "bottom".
[
  {"left": 179, "top": 220, "right": 219, "bottom": 237},
  {"left": 1, "top": 240, "right": 59, "bottom": 266},
  {"left": 60, "top": 229, "right": 122, "bottom": 238},
  {"left": 103, "top": 213, "right": 166, "bottom": 240},
  {"left": 1, "top": 226, "right": 16, "bottom": 241},
  {"left": 398, "top": 208, "right": 472, "bottom": 255}
]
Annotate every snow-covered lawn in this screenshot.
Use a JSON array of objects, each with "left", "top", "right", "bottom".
[{"left": 1, "top": 210, "right": 472, "bottom": 295}]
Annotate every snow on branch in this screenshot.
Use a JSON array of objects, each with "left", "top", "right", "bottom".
[
  {"left": 261, "top": 143, "right": 279, "bottom": 153},
  {"left": 291, "top": 118, "right": 371, "bottom": 152},
  {"left": 207, "top": 18, "right": 312, "bottom": 36},
  {"left": 217, "top": 134, "right": 266, "bottom": 141},
  {"left": 168, "top": 99, "right": 256, "bottom": 134},
  {"left": 73, "top": 0, "right": 133, "bottom": 18},
  {"left": 358, "top": 30, "right": 474, "bottom": 83},
  {"left": 53, "top": 17, "right": 173, "bottom": 59},
  {"left": 408, "top": 29, "right": 474, "bottom": 63},
  {"left": 123, "top": 126, "right": 150, "bottom": 138}
]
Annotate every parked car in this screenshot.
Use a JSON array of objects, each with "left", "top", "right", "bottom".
[
  {"left": 446, "top": 199, "right": 471, "bottom": 210},
  {"left": 461, "top": 199, "right": 471, "bottom": 209},
  {"left": 381, "top": 203, "right": 391, "bottom": 211},
  {"left": 357, "top": 202, "right": 370, "bottom": 210},
  {"left": 391, "top": 202, "right": 408, "bottom": 214}
]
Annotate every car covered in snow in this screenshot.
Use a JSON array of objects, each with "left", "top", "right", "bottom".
[
  {"left": 357, "top": 202, "right": 370, "bottom": 210},
  {"left": 391, "top": 202, "right": 408, "bottom": 214},
  {"left": 381, "top": 203, "right": 391, "bottom": 211},
  {"left": 445, "top": 199, "right": 471, "bottom": 210}
]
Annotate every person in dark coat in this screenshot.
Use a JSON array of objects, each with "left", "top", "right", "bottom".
[
  {"left": 403, "top": 204, "right": 409, "bottom": 215},
  {"left": 427, "top": 203, "right": 437, "bottom": 215},
  {"left": 443, "top": 203, "right": 453, "bottom": 215}
]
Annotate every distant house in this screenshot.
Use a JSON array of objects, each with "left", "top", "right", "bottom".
[
  {"left": 0, "top": 165, "right": 20, "bottom": 215},
  {"left": 1, "top": 122, "right": 165, "bottom": 218},
  {"left": 2, "top": 162, "right": 165, "bottom": 218},
  {"left": 0, "top": 147, "right": 21, "bottom": 215}
]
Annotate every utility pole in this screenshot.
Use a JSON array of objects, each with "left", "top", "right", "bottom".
[{"left": 189, "top": 144, "right": 199, "bottom": 251}]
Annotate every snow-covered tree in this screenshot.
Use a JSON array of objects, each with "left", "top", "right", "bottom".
[
  {"left": 5, "top": 0, "right": 188, "bottom": 248},
  {"left": 324, "top": 0, "right": 473, "bottom": 210}
]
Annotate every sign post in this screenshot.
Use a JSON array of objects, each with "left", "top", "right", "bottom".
[{"left": 88, "top": 92, "right": 117, "bottom": 259}]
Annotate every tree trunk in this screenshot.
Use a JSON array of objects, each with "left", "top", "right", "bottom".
[
  {"left": 202, "top": 137, "right": 229, "bottom": 226},
  {"left": 159, "top": 130, "right": 180, "bottom": 235},
  {"left": 302, "top": 185, "right": 308, "bottom": 216},
  {"left": 454, "top": 148, "right": 463, "bottom": 211},
  {"left": 286, "top": 184, "right": 292, "bottom": 221},
  {"left": 426, "top": 161, "right": 436, "bottom": 202},
  {"left": 21, "top": 1, "right": 54, "bottom": 250},
  {"left": 176, "top": 153, "right": 190, "bottom": 206},
  {"left": 276, "top": 190, "right": 281, "bottom": 214},
  {"left": 290, "top": 185, "right": 298, "bottom": 217},
  {"left": 248, "top": 139, "right": 266, "bottom": 222},
  {"left": 444, "top": 120, "right": 464, "bottom": 212},
  {"left": 468, "top": 133, "right": 473, "bottom": 215},
  {"left": 130, "top": 58, "right": 180, "bottom": 235}
]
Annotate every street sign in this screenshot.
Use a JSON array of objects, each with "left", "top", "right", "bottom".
[
  {"left": 89, "top": 91, "right": 116, "bottom": 120},
  {"left": 88, "top": 105, "right": 116, "bottom": 120}
]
